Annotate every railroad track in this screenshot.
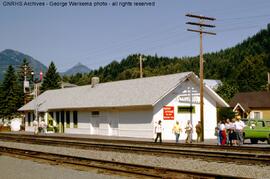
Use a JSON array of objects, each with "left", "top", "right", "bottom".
[
  {"left": 0, "top": 146, "right": 245, "bottom": 179},
  {"left": 0, "top": 133, "right": 269, "bottom": 166},
  {"left": 0, "top": 133, "right": 269, "bottom": 153}
]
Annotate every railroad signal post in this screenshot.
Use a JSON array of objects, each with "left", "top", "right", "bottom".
[{"left": 186, "top": 13, "right": 216, "bottom": 142}]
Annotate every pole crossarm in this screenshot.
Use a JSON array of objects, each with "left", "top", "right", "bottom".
[
  {"left": 186, "top": 22, "right": 215, "bottom": 28},
  {"left": 186, "top": 13, "right": 216, "bottom": 21},
  {"left": 187, "top": 29, "right": 216, "bottom": 35}
]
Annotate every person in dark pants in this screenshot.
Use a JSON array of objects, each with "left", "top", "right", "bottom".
[
  {"left": 234, "top": 116, "right": 245, "bottom": 146},
  {"left": 195, "top": 121, "right": 202, "bottom": 143},
  {"left": 154, "top": 120, "right": 163, "bottom": 143}
]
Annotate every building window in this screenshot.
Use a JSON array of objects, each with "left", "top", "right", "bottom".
[
  {"left": 257, "top": 121, "right": 265, "bottom": 127},
  {"left": 56, "top": 112, "right": 60, "bottom": 125},
  {"left": 32, "top": 113, "right": 35, "bottom": 122},
  {"left": 73, "top": 111, "right": 78, "bottom": 128},
  {"left": 254, "top": 112, "right": 261, "bottom": 119},
  {"left": 178, "top": 106, "right": 195, "bottom": 113},
  {"left": 91, "top": 111, "right": 100, "bottom": 116},
  {"left": 27, "top": 112, "right": 31, "bottom": 126},
  {"left": 61, "top": 111, "right": 65, "bottom": 127},
  {"left": 66, "top": 111, "right": 70, "bottom": 128},
  {"left": 49, "top": 112, "right": 54, "bottom": 118}
]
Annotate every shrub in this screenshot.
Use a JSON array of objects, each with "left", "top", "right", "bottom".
[
  {"left": 0, "top": 125, "right": 11, "bottom": 132},
  {"left": 47, "top": 126, "right": 54, "bottom": 132},
  {"left": 53, "top": 126, "right": 59, "bottom": 133}
]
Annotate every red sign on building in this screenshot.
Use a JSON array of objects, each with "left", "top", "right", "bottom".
[{"left": 163, "top": 106, "right": 174, "bottom": 120}]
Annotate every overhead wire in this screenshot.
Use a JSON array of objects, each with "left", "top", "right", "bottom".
[
  {"left": 218, "top": 14, "right": 270, "bottom": 22},
  {"left": 65, "top": 23, "right": 183, "bottom": 61},
  {"left": 86, "top": 30, "right": 184, "bottom": 57},
  {"left": 191, "top": 1, "right": 270, "bottom": 16},
  {"left": 83, "top": 35, "right": 197, "bottom": 68},
  {"left": 60, "top": 6, "right": 270, "bottom": 69},
  {"left": 1, "top": 3, "right": 270, "bottom": 73},
  {"left": 82, "top": 21, "right": 268, "bottom": 68}
]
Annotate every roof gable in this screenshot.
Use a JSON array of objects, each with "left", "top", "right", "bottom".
[{"left": 233, "top": 103, "right": 250, "bottom": 112}]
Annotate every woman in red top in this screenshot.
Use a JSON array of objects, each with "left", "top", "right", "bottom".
[{"left": 219, "top": 120, "right": 227, "bottom": 145}]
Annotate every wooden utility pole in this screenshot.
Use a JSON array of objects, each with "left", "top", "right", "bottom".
[
  {"left": 267, "top": 72, "right": 270, "bottom": 92},
  {"left": 139, "top": 55, "right": 143, "bottom": 78},
  {"left": 186, "top": 13, "right": 216, "bottom": 142}
]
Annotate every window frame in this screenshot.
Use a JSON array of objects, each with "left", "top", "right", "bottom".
[{"left": 178, "top": 106, "right": 195, "bottom": 113}]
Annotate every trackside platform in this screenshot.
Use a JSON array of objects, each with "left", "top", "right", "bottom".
[
  {"left": 2, "top": 131, "right": 219, "bottom": 144},
  {"left": 1, "top": 131, "right": 270, "bottom": 147}
]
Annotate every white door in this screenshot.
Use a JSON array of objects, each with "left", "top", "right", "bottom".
[
  {"left": 90, "top": 116, "right": 99, "bottom": 135},
  {"left": 99, "top": 115, "right": 109, "bottom": 136},
  {"left": 109, "top": 111, "right": 119, "bottom": 136}
]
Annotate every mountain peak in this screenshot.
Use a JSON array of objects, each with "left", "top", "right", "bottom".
[
  {"left": 1, "top": 49, "right": 27, "bottom": 57},
  {"left": 62, "top": 63, "right": 91, "bottom": 76},
  {"left": 75, "top": 62, "right": 83, "bottom": 67},
  {"left": 0, "top": 49, "right": 47, "bottom": 81}
]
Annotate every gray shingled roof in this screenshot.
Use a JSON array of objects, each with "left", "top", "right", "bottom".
[
  {"left": 229, "top": 91, "right": 270, "bottom": 110},
  {"left": 19, "top": 72, "right": 228, "bottom": 112}
]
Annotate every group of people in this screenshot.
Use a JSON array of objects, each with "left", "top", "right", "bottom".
[
  {"left": 33, "top": 120, "right": 47, "bottom": 134},
  {"left": 154, "top": 120, "right": 202, "bottom": 143},
  {"left": 215, "top": 116, "right": 246, "bottom": 146}
]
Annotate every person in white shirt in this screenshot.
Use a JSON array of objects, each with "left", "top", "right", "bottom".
[
  {"left": 40, "top": 120, "right": 46, "bottom": 133},
  {"left": 33, "top": 120, "right": 38, "bottom": 135},
  {"left": 234, "top": 116, "right": 246, "bottom": 146},
  {"left": 185, "top": 120, "right": 193, "bottom": 143},
  {"left": 215, "top": 121, "right": 222, "bottom": 145},
  {"left": 154, "top": 120, "right": 163, "bottom": 143},
  {"left": 225, "top": 119, "right": 231, "bottom": 144}
]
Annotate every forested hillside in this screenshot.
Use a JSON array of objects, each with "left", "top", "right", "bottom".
[
  {"left": 1, "top": 24, "right": 269, "bottom": 120},
  {"left": 65, "top": 24, "right": 270, "bottom": 101}
]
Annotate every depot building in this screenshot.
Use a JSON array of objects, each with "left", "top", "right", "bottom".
[{"left": 19, "top": 72, "right": 229, "bottom": 140}]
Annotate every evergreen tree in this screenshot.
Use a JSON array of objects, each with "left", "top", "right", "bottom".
[
  {"left": 0, "top": 65, "right": 21, "bottom": 120},
  {"left": 235, "top": 54, "right": 268, "bottom": 92},
  {"left": 40, "top": 62, "right": 61, "bottom": 92}
]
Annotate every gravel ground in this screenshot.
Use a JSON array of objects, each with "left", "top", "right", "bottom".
[
  {"left": 0, "top": 141, "right": 269, "bottom": 179},
  {"left": 0, "top": 155, "right": 126, "bottom": 179}
]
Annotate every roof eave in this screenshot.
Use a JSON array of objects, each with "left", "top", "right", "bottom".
[{"left": 19, "top": 104, "right": 153, "bottom": 112}]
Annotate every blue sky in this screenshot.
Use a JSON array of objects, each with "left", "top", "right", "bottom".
[{"left": 0, "top": 0, "right": 270, "bottom": 72}]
